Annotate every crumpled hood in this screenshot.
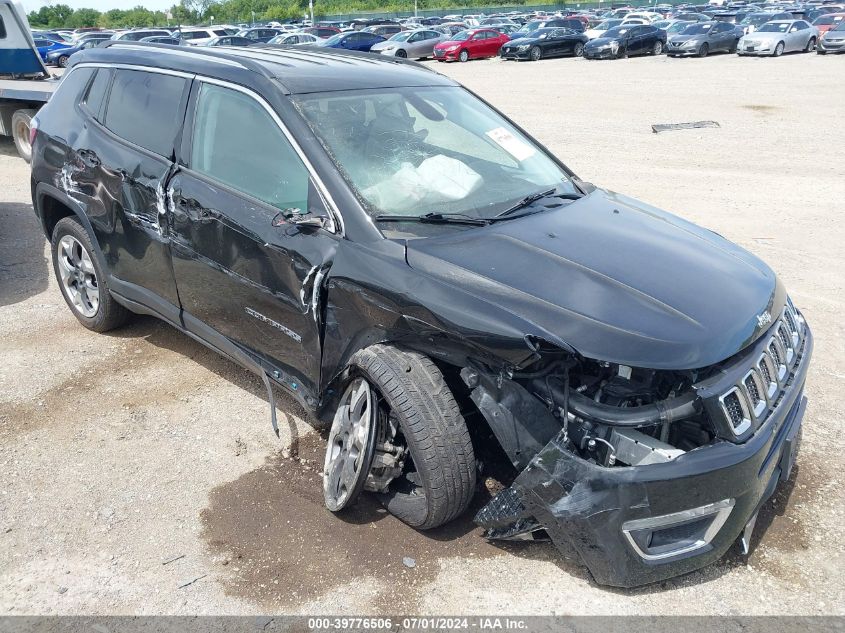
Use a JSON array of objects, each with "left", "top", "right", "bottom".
[{"left": 405, "top": 188, "right": 784, "bottom": 370}]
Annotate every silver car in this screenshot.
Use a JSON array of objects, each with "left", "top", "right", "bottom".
[
  {"left": 369, "top": 28, "right": 447, "bottom": 58},
  {"left": 268, "top": 33, "right": 319, "bottom": 45},
  {"left": 737, "top": 19, "right": 819, "bottom": 55}
]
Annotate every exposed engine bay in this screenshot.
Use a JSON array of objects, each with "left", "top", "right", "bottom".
[{"left": 520, "top": 357, "right": 716, "bottom": 468}]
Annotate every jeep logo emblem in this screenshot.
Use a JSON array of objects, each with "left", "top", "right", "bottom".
[{"left": 756, "top": 311, "right": 772, "bottom": 328}]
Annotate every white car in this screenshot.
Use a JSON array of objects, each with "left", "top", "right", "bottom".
[
  {"left": 624, "top": 12, "right": 664, "bottom": 23},
  {"left": 585, "top": 18, "right": 624, "bottom": 39},
  {"left": 737, "top": 19, "right": 819, "bottom": 55},
  {"left": 178, "top": 27, "right": 233, "bottom": 45},
  {"left": 268, "top": 33, "right": 319, "bottom": 45}
]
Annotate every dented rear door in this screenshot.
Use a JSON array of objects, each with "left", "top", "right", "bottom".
[{"left": 75, "top": 67, "right": 190, "bottom": 311}]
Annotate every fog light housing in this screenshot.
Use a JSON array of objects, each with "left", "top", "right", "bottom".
[{"left": 622, "top": 498, "right": 735, "bottom": 561}]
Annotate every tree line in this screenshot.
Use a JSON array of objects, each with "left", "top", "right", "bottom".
[{"left": 28, "top": 0, "right": 538, "bottom": 29}]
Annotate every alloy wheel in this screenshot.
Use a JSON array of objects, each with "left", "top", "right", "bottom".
[
  {"left": 774, "top": 41, "right": 784, "bottom": 56},
  {"left": 574, "top": 42, "right": 584, "bottom": 57},
  {"left": 459, "top": 49, "right": 469, "bottom": 62},
  {"left": 530, "top": 46, "right": 542, "bottom": 61},
  {"left": 56, "top": 235, "right": 99, "bottom": 318},
  {"left": 323, "top": 377, "right": 378, "bottom": 511}
]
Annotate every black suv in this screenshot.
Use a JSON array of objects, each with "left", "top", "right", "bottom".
[{"left": 30, "top": 42, "right": 812, "bottom": 588}]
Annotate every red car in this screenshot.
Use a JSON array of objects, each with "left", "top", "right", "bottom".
[
  {"left": 813, "top": 13, "right": 845, "bottom": 36},
  {"left": 433, "top": 28, "right": 510, "bottom": 62}
]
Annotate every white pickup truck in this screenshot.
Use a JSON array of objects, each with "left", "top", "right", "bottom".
[{"left": 0, "top": 0, "right": 60, "bottom": 161}]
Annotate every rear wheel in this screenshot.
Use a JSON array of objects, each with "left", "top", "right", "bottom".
[
  {"left": 458, "top": 49, "right": 469, "bottom": 62},
  {"left": 11, "top": 108, "right": 36, "bottom": 164},
  {"left": 804, "top": 37, "right": 816, "bottom": 52},
  {"left": 530, "top": 45, "right": 542, "bottom": 61},
  {"left": 340, "top": 345, "right": 477, "bottom": 529},
  {"left": 773, "top": 41, "right": 784, "bottom": 56},
  {"left": 651, "top": 40, "right": 663, "bottom": 55},
  {"left": 698, "top": 42, "right": 709, "bottom": 57},
  {"left": 50, "top": 216, "right": 130, "bottom": 332}
]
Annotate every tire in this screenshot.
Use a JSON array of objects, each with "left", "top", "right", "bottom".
[
  {"left": 774, "top": 41, "right": 784, "bottom": 56},
  {"left": 729, "top": 39, "right": 738, "bottom": 53},
  {"left": 574, "top": 42, "right": 585, "bottom": 57},
  {"left": 804, "top": 37, "right": 816, "bottom": 52},
  {"left": 349, "top": 344, "right": 476, "bottom": 529},
  {"left": 651, "top": 40, "right": 663, "bottom": 55},
  {"left": 458, "top": 49, "right": 469, "bottom": 62},
  {"left": 530, "top": 46, "right": 542, "bottom": 61},
  {"left": 817, "top": 49, "right": 826, "bottom": 54},
  {"left": 58, "top": 54, "right": 70, "bottom": 68},
  {"left": 698, "top": 42, "right": 709, "bottom": 57},
  {"left": 395, "top": 48, "right": 407, "bottom": 58},
  {"left": 11, "top": 108, "right": 37, "bottom": 163},
  {"left": 51, "top": 216, "right": 130, "bottom": 333}
]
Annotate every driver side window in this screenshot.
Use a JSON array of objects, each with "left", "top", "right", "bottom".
[{"left": 190, "top": 83, "right": 309, "bottom": 211}]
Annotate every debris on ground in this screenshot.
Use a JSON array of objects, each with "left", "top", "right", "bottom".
[{"left": 652, "top": 121, "right": 720, "bottom": 133}]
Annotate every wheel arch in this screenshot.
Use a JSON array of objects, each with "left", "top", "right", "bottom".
[{"left": 34, "top": 182, "right": 107, "bottom": 267}]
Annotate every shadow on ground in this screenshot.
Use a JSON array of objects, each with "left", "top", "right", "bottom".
[{"left": 0, "top": 201, "right": 49, "bottom": 308}]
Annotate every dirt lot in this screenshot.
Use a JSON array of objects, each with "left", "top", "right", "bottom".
[{"left": 1, "top": 52, "right": 844, "bottom": 616}]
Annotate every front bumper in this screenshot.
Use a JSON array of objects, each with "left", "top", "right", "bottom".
[
  {"left": 500, "top": 48, "right": 531, "bottom": 60},
  {"left": 476, "top": 326, "right": 813, "bottom": 588},
  {"left": 818, "top": 38, "right": 845, "bottom": 52},
  {"left": 433, "top": 48, "right": 459, "bottom": 61},
  {"left": 583, "top": 47, "right": 616, "bottom": 59},
  {"left": 737, "top": 42, "right": 775, "bottom": 55},
  {"left": 666, "top": 44, "right": 701, "bottom": 56}
]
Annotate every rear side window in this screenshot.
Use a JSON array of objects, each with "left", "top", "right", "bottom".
[
  {"left": 190, "top": 83, "right": 308, "bottom": 211},
  {"left": 0, "top": 16, "right": 6, "bottom": 39},
  {"left": 82, "top": 68, "right": 111, "bottom": 119},
  {"left": 104, "top": 70, "right": 186, "bottom": 157}
]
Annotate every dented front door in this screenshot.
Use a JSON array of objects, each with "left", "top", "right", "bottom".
[{"left": 167, "top": 81, "right": 338, "bottom": 398}]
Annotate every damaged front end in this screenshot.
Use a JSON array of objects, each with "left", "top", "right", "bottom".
[{"left": 469, "top": 301, "right": 812, "bottom": 587}]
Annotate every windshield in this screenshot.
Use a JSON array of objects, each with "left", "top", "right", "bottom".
[
  {"left": 681, "top": 23, "right": 714, "bottom": 34},
  {"left": 833, "top": 20, "right": 845, "bottom": 31},
  {"left": 758, "top": 22, "right": 790, "bottom": 32},
  {"left": 518, "top": 20, "right": 543, "bottom": 32},
  {"left": 742, "top": 14, "right": 773, "bottom": 25},
  {"left": 667, "top": 21, "right": 691, "bottom": 33},
  {"left": 596, "top": 19, "right": 622, "bottom": 29},
  {"left": 450, "top": 30, "right": 471, "bottom": 41},
  {"left": 322, "top": 33, "right": 345, "bottom": 45},
  {"left": 603, "top": 26, "right": 632, "bottom": 37},
  {"left": 293, "top": 87, "right": 577, "bottom": 222},
  {"left": 390, "top": 31, "right": 413, "bottom": 41}
]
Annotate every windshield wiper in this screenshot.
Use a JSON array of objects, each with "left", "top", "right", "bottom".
[
  {"left": 374, "top": 212, "right": 490, "bottom": 226},
  {"left": 495, "top": 188, "right": 583, "bottom": 219}
]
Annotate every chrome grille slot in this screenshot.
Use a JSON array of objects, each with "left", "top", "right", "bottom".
[
  {"left": 777, "top": 324, "right": 795, "bottom": 365},
  {"left": 742, "top": 370, "right": 766, "bottom": 418},
  {"left": 757, "top": 352, "right": 777, "bottom": 400},
  {"left": 715, "top": 305, "right": 807, "bottom": 438},
  {"left": 720, "top": 388, "right": 751, "bottom": 435},
  {"left": 769, "top": 337, "right": 787, "bottom": 382}
]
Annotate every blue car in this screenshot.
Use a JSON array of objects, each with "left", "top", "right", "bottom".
[
  {"left": 318, "top": 31, "right": 386, "bottom": 51},
  {"left": 32, "top": 37, "right": 73, "bottom": 61},
  {"left": 44, "top": 38, "right": 105, "bottom": 67}
]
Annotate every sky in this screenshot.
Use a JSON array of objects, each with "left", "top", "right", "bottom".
[{"left": 22, "top": 0, "right": 176, "bottom": 13}]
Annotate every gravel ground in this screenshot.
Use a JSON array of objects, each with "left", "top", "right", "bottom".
[{"left": 1, "top": 51, "right": 843, "bottom": 616}]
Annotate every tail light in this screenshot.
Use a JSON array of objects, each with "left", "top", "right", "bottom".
[{"left": 29, "top": 117, "right": 39, "bottom": 148}]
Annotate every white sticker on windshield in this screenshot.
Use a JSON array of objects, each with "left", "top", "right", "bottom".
[{"left": 485, "top": 127, "right": 536, "bottom": 161}]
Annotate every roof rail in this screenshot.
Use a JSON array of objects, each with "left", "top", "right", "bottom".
[{"left": 99, "top": 40, "right": 277, "bottom": 81}]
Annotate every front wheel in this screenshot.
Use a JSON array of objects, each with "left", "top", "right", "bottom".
[
  {"left": 574, "top": 42, "right": 585, "bottom": 57},
  {"left": 51, "top": 216, "right": 130, "bottom": 332},
  {"left": 530, "top": 46, "right": 542, "bottom": 61},
  {"left": 395, "top": 48, "right": 407, "bottom": 58},
  {"left": 729, "top": 39, "right": 738, "bottom": 53},
  {"left": 804, "top": 37, "right": 816, "bottom": 52},
  {"left": 458, "top": 49, "right": 469, "bottom": 62},
  {"left": 58, "top": 54, "right": 70, "bottom": 68},
  {"left": 651, "top": 40, "right": 663, "bottom": 55},
  {"left": 773, "top": 41, "right": 784, "bottom": 56},
  {"left": 340, "top": 345, "right": 477, "bottom": 529},
  {"left": 698, "top": 43, "right": 709, "bottom": 57}
]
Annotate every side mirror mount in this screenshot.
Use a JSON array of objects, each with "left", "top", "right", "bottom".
[{"left": 274, "top": 206, "right": 331, "bottom": 230}]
